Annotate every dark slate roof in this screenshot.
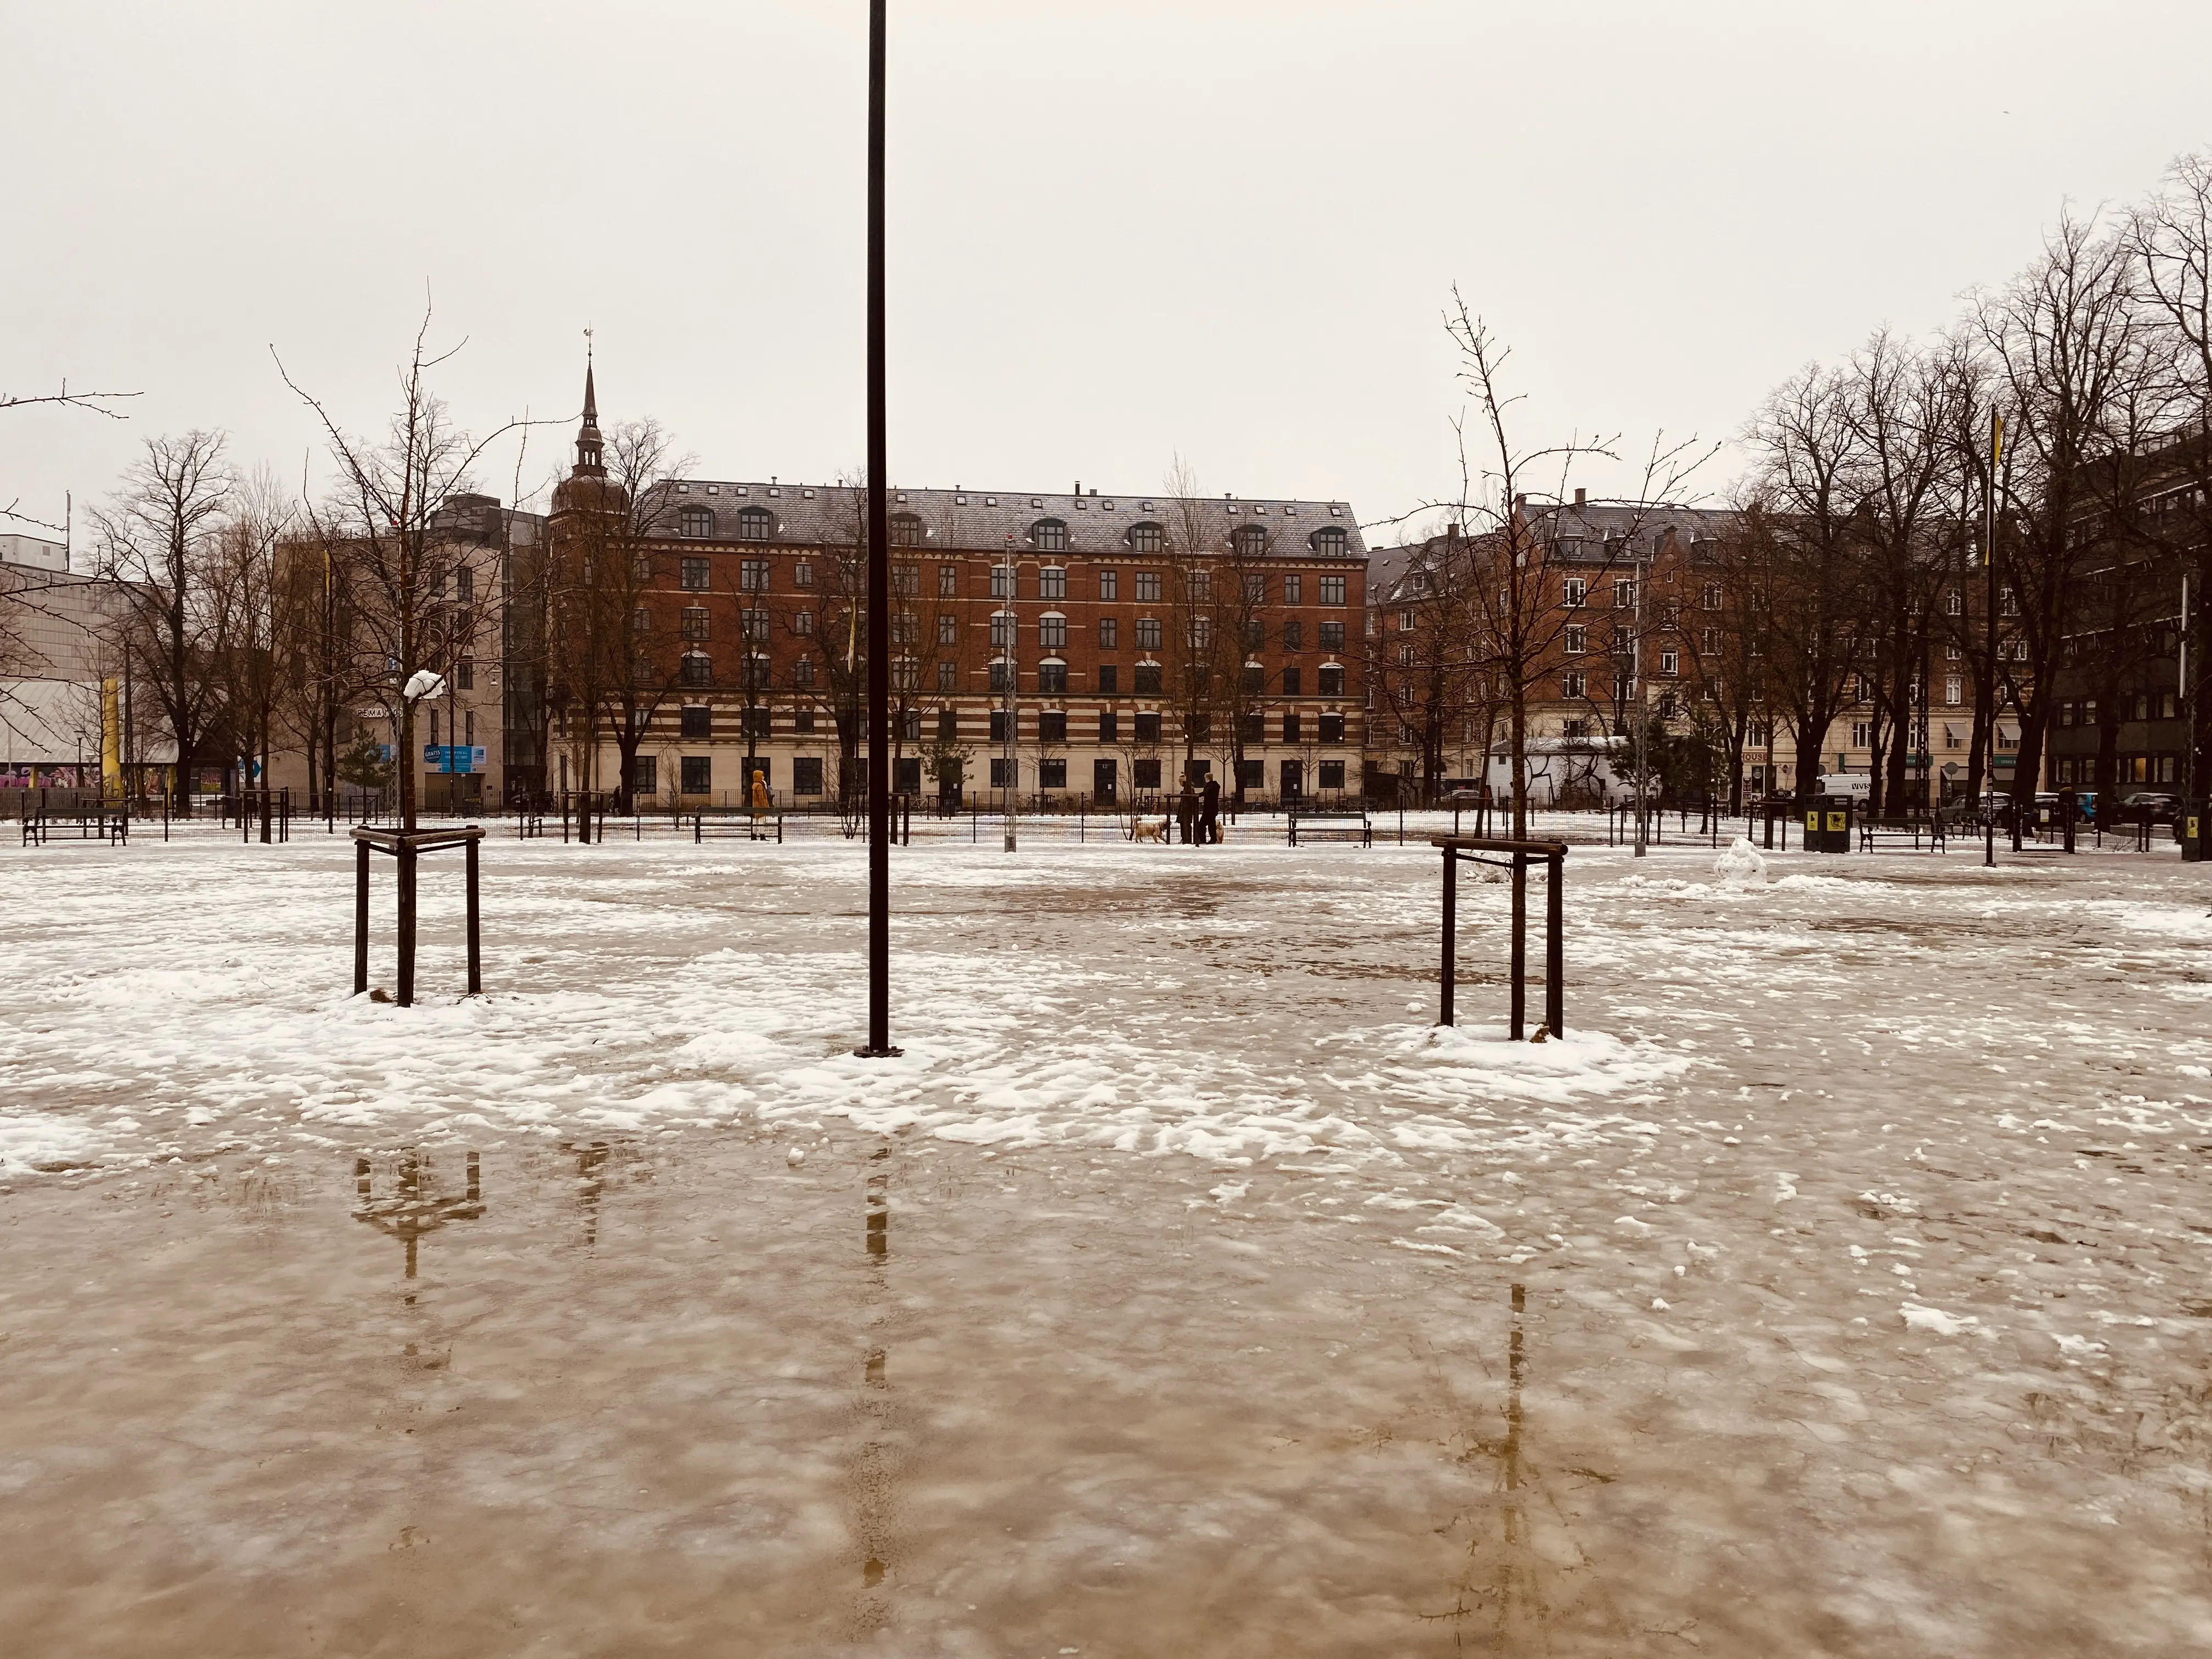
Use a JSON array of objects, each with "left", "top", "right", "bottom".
[
  {"left": 1363, "top": 542, "right": 1425, "bottom": 606},
  {"left": 1541, "top": 501, "right": 1737, "bottom": 563},
  {"left": 639, "top": 480, "right": 1368, "bottom": 561}
]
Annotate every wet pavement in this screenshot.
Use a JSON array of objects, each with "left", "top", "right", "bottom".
[{"left": 4, "top": 829, "right": 2212, "bottom": 1654}]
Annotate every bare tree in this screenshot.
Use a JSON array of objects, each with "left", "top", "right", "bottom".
[
  {"left": 277, "top": 307, "right": 529, "bottom": 831},
  {"left": 1440, "top": 295, "right": 1711, "bottom": 835},
  {"left": 210, "top": 469, "right": 298, "bottom": 822},
  {"left": 87, "top": 430, "right": 237, "bottom": 811},
  {"left": 541, "top": 417, "right": 689, "bottom": 814},
  {"left": 1973, "top": 211, "right": 2162, "bottom": 817}
]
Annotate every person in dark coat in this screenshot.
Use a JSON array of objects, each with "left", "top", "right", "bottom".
[
  {"left": 1198, "top": 774, "right": 1221, "bottom": 845},
  {"left": 1176, "top": 776, "right": 1198, "bottom": 845}
]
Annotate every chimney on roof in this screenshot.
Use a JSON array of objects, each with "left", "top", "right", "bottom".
[
  {"left": 1574, "top": 488, "right": 1586, "bottom": 507},
  {"left": 1075, "top": 479, "right": 1081, "bottom": 497},
  {"left": 1090, "top": 488, "right": 1098, "bottom": 497}
]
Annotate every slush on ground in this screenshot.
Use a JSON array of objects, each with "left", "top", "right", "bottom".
[{"left": 3, "top": 821, "right": 2209, "bottom": 1655}]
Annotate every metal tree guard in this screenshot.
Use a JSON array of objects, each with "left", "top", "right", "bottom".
[{"left": 1432, "top": 835, "right": 1566, "bottom": 1039}]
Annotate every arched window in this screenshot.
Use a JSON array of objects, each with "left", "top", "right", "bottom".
[
  {"left": 1231, "top": 524, "right": 1268, "bottom": 558},
  {"left": 889, "top": 512, "right": 927, "bottom": 546},
  {"left": 737, "top": 505, "right": 774, "bottom": 542},
  {"left": 1030, "top": 517, "right": 1067, "bottom": 551},
  {"left": 1038, "top": 612, "right": 1068, "bottom": 650},
  {"left": 679, "top": 507, "right": 715, "bottom": 539},
  {"left": 1309, "top": 525, "right": 1348, "bottom": 556},
  {"left": 1038, "top": 658, "right": 1068, "bottom": 694},
  {"left": 1127, "top": 521, "right": 1164, "bottom": 554}
]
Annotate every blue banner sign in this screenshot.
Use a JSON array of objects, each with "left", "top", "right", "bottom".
[{"left": 422, "top": 744, "right": 488, "bottom": 774}]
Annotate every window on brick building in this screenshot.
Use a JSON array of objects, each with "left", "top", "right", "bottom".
[
  {"left": 1135, "top": 662, "right": 1162, "bottom": 695},
  {"left": 1318, "top": 665, "right": 1345, "bottom": 697},
  {"left": 1282, "top": 665, "right": 1301, "bottom": 696},
  {"left": 1283, "top": 574, "right": 1302, "bottom": 605},
  {"left": 1319, "top": 621, "right": 1345, "bottom": 651},
  {"left": 739, "top": 557, "right": 769, "bottom": 592},
  {"left": 1039, "top": 566, "right": 1066, "bottom": 600},
  {"left": 1135, "top": 571, "right": 1163, "bottom": 602},
  {"left": 681, "top": 556, "right": 710, "bottom": 591},
  {"left": 1135, "top": 712, "right": 1161, "bottom": 743},
  {"left": 1097, "top": 664, "right": 1118, "bottom": 693}
]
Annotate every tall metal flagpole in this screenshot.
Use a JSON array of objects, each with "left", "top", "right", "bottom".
[{"left": 859, "top": 0, "right": 898, "bottom": 1056}]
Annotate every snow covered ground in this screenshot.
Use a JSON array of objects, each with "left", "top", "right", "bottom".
[{"left": 3, "top": 820, "right": 2210, "bottom": 1654}]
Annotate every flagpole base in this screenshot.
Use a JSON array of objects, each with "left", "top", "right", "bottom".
[{"left": 853, "top": 1045, "right": 905, "bottom": 1059}]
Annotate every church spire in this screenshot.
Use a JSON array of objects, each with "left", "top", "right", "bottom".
[{"left": 574, "top": 332, "right": 605, "bottom": 477}]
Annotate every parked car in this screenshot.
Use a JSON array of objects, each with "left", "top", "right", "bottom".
[{"left": 2119, "top": 791, "right": 2181, "bottom": 825}]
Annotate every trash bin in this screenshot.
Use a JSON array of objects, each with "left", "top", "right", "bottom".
[{"left": 1802, "top": 795, "right": 1853, "bottom": 853}]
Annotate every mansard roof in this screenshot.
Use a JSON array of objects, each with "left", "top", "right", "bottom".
[{"left": 639, "top": 480, "right": 1368, "bottom": 560}]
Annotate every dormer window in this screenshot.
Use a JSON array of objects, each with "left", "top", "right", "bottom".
[
  {"left": 1127, "top": 521, "right": 1164, "bottom": 554},
  {"left": 1309, "top": 525, "right": 1348, "bottom": 556},
  {"left": 679, "top": 507, "right": 715, "bottom": 539},
  {"left": 736, "top": 505, "right": 774, "bottom": 542},
  {"left": 1030, "top": 517, "right": 1068, "bottom": 551},
  {"left": 889, "top": 512, "right": 927, "bottom": 546},
  {"left": 1230, "top": 524, "right": 1267, "bottom": 558}
]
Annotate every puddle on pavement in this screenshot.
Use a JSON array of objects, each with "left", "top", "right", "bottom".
[{"left": 1, "top": 1133, "right": 2204, "bottom": 1656}]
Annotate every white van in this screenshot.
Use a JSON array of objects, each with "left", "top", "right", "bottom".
[{"left": 1812, "top": 773, "right": 1871, "bottom": 800}]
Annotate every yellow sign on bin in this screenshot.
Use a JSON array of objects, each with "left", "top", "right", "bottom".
[
  {"left": 1805, "top": 810, "right": 1820, "bottom": 833},
  {"left": 1828, "top": 811, "right": 1846, "bottom": 833}
]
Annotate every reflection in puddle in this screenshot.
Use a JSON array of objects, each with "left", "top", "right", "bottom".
[
  {"left": 352, "top": 1150, "right": 484, "bottom": 1281},
  {"left": 850, "top": 1142, "right": 901, "bottom": 1622},
  {"left": 1430, "top": 1280, "right": 1601, "bottom": 1650},
  {"left": 567, "top": 1140, "right": 609, "bottom": 1248}
]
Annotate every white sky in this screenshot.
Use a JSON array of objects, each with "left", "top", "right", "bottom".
[{"left": 6, "top": 1, "right": 2211, "bottom": 546}]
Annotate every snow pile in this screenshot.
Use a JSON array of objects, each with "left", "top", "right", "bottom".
[{"left": 1713, "top": 836, "right": 1768, "bottom": 887}]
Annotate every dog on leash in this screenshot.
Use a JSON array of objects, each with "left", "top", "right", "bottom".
[{"left": 1131, "top": 816, "right": 1170, "bottom": 844}]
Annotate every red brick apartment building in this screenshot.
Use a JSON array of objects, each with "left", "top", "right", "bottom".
[{"left": 545, "top": 405, "right": 1370, "bottom": 808}]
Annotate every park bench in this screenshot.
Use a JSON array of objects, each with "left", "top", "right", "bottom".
[
  {"left": 1857, "top": 819, "right": 1946, "bottom": 853},
  {"left": 1287, "top": 805, "right": 1372, "bottom": 847},
  {"left": 20, "top": 804, "right": 129, "bottom": 846},
  {"left": 695, "top": 811, "right": 784, "bottom": 844}
]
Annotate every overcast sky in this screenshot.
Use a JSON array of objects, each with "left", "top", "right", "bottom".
[{"left": 7, "top": 1, "right": 2211, "bottom": 548}]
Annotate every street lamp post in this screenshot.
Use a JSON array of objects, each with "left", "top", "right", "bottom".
[
  {"left": 1001, "top": 532, "right": 1018, "bottom": 853},
  {"left": 1984, "top": 409, "right": 2003, "bottom": 867},
  {"left": 856, "top": 0, "right": 898, "bottom": 1057},
  {"left": 1632, "top": 545, "right": 1651, "bottom": 858}
]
